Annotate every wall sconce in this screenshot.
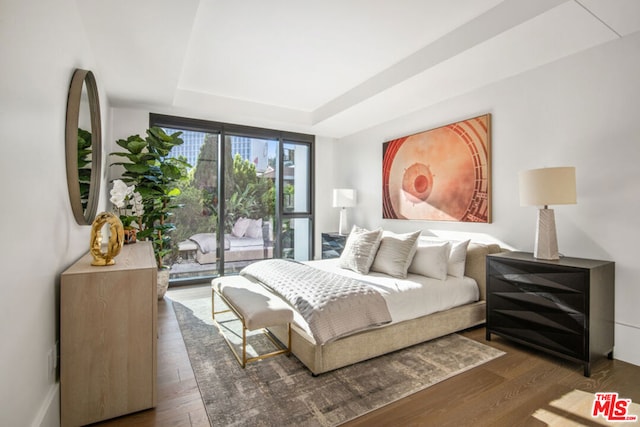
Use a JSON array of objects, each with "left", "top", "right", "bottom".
[
  {"left": 333, "top": 188, "right": 357, "bottom": 235},
  {"left": 519, "top": 167, "right": 576, "bottom": 260}
]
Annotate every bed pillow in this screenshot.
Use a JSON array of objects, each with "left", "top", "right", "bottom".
[
  {"left": 245, "top": 218, "right": 263, "bottom": 239},
  {"left": 370, "top": 230, "right": 421, "bottom": 278},
  {"left": 448, "top": 239, "right": 471, "bottom": 278},
  {"left": 231, "top": 217, "right": 251, "bottom": 237},
  {"left": 408, "top": 241, "right": 450, "bottom": 280},
  {"left": 339, "top": 226, "right": 383, "bottom": 274}
]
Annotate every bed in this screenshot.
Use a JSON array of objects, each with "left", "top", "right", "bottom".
[{"left": 233, "top": 229, "right": 504, "bottom": 375}]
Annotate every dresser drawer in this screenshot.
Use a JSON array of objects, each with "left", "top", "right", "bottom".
[
  {"left": 489, "top": 293, "right": 585, "bottom": 330},
  {"left": 488, "top": 275, "right": 586, "bottom": 314},
  {"left": 488, "top": 257, "right": 586, "bottom": 293},
  {"left": 490, "top": 310, "right": 585, "bottom": 358}
]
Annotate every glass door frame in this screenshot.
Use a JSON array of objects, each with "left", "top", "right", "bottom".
[{"left": 149, "top": 113, "right": 315, "bottom": 279}]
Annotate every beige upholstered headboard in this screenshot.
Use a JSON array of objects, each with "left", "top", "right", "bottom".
[{"left": 464, "top": 243, "right": 504, "bottom": 301}]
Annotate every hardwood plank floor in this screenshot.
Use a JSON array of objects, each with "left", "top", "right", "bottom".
[{"left": 95, "top": 283, "right": 640, "bottom": 427}]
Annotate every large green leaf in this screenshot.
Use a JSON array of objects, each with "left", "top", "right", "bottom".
[
  {"left": 123, "top": 163, "right": 152, "bottom": 174},
  {"left": 115, "top": 135, "right": 147, "bottom": 154},
  {"left": 110, "top": 152, "right": 156, "bottom": 165}
]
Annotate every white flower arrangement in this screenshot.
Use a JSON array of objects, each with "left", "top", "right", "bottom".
[{"left": 109, "top": 179, "right": 144, "bottom": 228}]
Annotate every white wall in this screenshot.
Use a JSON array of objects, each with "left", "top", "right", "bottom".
[
  {"left": 335, "top": 32, "right": 640, "bottom": 367},
  {"left": 313, "top": 136, "right": 338, "bottom": 257},
  {"left": 0, "top": 0, "right": 108, "bottom": 426}
]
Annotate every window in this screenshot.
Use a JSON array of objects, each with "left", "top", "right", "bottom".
[
  {"left": 280, "top": 142, "right": 313, "bottom": 260},
  {"left": 149, "top": 114, "right": 315, "bottom": 283}
]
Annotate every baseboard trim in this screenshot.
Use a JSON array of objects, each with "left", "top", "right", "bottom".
[
  {"left": 31, "top": 382, "right": 59, "bottom": 427},
  {"left": 614, "top": 322, "right": 640, "bottom": 367}
]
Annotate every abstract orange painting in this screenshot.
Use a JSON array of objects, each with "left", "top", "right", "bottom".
[{"left": 382, "top": 114, "right": 491, "bottom": 222}]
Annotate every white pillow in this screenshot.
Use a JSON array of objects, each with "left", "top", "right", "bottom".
[
  {"left": 245, "top": 218, "right": 263, "bottom": 239},
  {"left": 408, "top": 241, "right": 450, "bottom": 280},
  {"left": 371, "top": 231, "right": 421, "bottom": 278},
  {"left": 448, "top": 239, "right": 470, "bottom": 278},
  {"left": 339, "top": 226, "right": 383, "bottom": 274},
  {"left": 231, "top": 217, "right": 251, "bottom": 237}
]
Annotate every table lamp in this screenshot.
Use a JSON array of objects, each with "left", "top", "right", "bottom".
[
  {"left": 519, "top": 167, "right": 576, "bottom": 260},
  {"left": 333, "top": 188, "right": 357, "bottom": 235}
]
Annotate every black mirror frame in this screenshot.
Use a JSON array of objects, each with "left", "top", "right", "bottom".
[{"left": 65, "top": 69, "right": 102, "bottom": 225}]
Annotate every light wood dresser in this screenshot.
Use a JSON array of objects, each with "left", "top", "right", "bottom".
[{"left": 60, "top": 241, "right": 157, "bottom": 426}]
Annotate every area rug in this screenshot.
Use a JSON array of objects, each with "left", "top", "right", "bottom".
[{"left": 170, "top": 291, "right": 504, "bottom": 427}]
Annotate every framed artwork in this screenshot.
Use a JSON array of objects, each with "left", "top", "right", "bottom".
[{"left": 382, "top": 114, "right": 491, "bottom": 222}]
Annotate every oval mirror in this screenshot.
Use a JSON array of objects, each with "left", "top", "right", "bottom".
[{"left": 65, "top": 69, "right": 102, "bottom": 225}]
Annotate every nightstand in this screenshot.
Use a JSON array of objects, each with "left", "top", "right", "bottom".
[
  {"left": 321, "top": 232, "right": 348, "bottom": 259},
  {"left": 486, "top": 251, "right": 614, "bottom": 377}
]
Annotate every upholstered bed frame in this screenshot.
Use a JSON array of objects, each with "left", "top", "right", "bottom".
[{"left": 268, "top": 242, "right": 504, "bottom": 375}]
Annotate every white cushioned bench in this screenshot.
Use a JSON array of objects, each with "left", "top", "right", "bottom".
[{"left": 211, "top": 275, "right": 293, "bottom": 367}]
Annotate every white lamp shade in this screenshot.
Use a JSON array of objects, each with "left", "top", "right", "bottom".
[
  {"left": 333, "top": 188, "right": 357, "bottom": 208},
  {"left": 519, "top": 167, "right": 576, "bottom": 207}
]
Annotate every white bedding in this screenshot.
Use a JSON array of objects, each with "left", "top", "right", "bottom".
[
  {"left": 241, "top": 259, "right": 391, "bottom": 344},
  {"left": 290, "top": 258, "right": 479, "bottom": 340}
]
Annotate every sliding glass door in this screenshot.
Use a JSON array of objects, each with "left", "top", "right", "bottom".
[
  {"left": 222, "top": 134, "right": 278, "bottom": 273},
  {"left": 149, "top": 114, "right": 314, "bottom": 283}
]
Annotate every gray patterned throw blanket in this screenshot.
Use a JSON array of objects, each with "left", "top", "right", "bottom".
[{"left": 240, "top": 259, "right": 391, "bottom": 344}]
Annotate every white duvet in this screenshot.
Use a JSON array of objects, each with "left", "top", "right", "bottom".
[{"left": 292, "top": 258, "right": 479, "bottom": 339}]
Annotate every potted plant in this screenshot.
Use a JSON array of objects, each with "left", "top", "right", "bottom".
[{"left": 111, "top": 127, "right": 190, "bottom": 298}]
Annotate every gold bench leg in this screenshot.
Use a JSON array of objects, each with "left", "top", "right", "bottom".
[
  {"left": 212, "top": 287, "right": 231, "bottom": 320},
  {"left": 212, "top": 285, "right": 291, "bottom": 368},
  {"left": 242, "top": 325, "right": 247, "bottom": 368}
]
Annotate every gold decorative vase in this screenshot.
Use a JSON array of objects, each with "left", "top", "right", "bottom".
[{"left": 90, "top": 212, "right": 124, "bottom": 266}]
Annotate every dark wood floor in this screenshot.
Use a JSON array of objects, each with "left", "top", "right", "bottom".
[{"left": 96, "top": 284, "right": 640, "bottom": 427}]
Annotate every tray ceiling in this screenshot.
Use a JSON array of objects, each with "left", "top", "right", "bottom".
[{"left": 78, "top": 0, "right": 640, "bottom": 137}]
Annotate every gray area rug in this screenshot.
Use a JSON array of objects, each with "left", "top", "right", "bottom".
[{"left": 170, "top": 291, "right": 504, "bottom": 426}]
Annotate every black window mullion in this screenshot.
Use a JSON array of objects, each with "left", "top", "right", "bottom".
[{"left": 217, "top": 130, "right": 225, "bottom": 276}]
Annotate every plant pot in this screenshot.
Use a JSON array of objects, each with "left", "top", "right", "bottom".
[
  {"left": 123, "top": 228, "right": 137, "bottom": 244},
  {"left": 157, "top": 269, "right": 170, "bottom": 300}
]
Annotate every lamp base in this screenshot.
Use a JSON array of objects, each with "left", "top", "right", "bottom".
[
  {"left": 534, "top": 208, "right": 559, "bottom": 260},
  {"left": 338, "top": 208, "right": 349, "bottom": 235}
]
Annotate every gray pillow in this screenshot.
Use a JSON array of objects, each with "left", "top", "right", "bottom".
[
  {"left": 339, "top": 226, "right": 383, "bottom": 274},
  {"left": 371, "top": 231, "right": 421, "bottom": 278},
  {"left": 408, "top": 241, "right": 450, "bottom": 280}
]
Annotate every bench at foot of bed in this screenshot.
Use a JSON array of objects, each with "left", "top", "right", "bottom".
[{"left": 211, "top": 276, "right": 293, "bottom": 367}]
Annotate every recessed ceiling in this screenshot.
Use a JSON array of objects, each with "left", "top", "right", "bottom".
[{"left": 78, "top": 0, "right": 640, "bottom": 138}]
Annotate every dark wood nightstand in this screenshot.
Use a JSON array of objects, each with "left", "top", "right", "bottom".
[
  {"left": 321, "top": 232, "right": 348, "bottom": 259},
  {"left": 486, "top": 251, "right": 614, "bottom": 377}
]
